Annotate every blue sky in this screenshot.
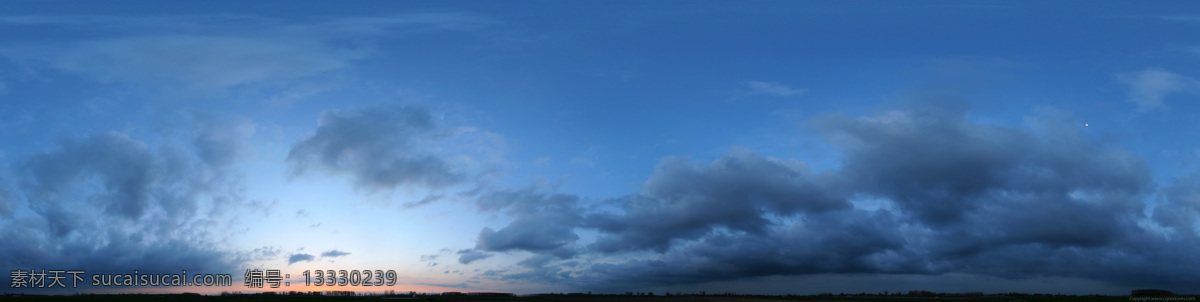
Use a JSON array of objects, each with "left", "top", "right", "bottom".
[{"left": 3, "top": 0, "right": 1200, "bottom": 296}]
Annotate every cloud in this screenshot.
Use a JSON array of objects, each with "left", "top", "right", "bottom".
[
  {"left": 401, "top": 194, "right": 444, "bottom": 209},
  {"left": 0, "top": 13, "right": 492, "bottom": 95},
  {"left": 21, "top": 132, "right": 156, "bottom": 223},
  {"left": 470, "top": 187, "right": 585, "bottom": 258},
  {"left": 1157, "top": 15, "right": 1200, "bottom": 23},
  {"left": 747, "top": 81, "right": 806, "bottom": 97},
  {"left": 457, "top": 249, "right": 493, "bottom": 264},
  {"left": 288, "top": 253, "right": 315, "bottom": 265},
  {"left": 0, "top": 181, "right": 15, "bottom": 218},
  {"left": 249, "top": 246, "right": 283, "bottom": 261},
  {"left": 1153, "top": 172, "right": 1200, "bottom": 235},
  {"left": 517, "top": 255, "right": 557, "bottom": 268},
  {"left": 192, "top": 112, "right": 257, "bottom": 168},
  {"left": 459, "top": 102, "right": 1198, "bottom": 292},
  {"left": 567, "top": 209, "right": 907, "bottom": 289},
  {"left": 477, "top": 215, "right": 579, "bottom": 258},
  {"left": 2, "top": 34, "right": 365, "bottom": 93},
  {"left": 1117, "top": 68, "right": 1200, "bottom": 111},
  {"left": 287, "top": 105, "right": 463, "bottom": 192},
  {"left": 309, "top": 13, "right": 495, "bottom": 35},
  {"left": 813, "top": 106, "right": 1150, "bottom": 227},
  {"left": 0, "top": 114, "right": 257, "bottom": 285},
  {"left": 0, "top": 13, "right": 491, "bottom": 32},
  {"left": 587, "top": 150, "right": 848, "bottom": 253},
  {"left": 320, "top": 250, "right": 351, "bottom": 258}
]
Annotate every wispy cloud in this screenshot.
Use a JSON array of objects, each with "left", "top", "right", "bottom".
[
  {"left": 747, "top": 81, "right": 806, "bottom": 97},
  {"left": 1157, "top": 15, "right": 1200, "bottom": 23},
  {"left": 320, "top": 250, "right": 351, "bottom": 258},
  {"left": 2, "top": 35, "right": 366, "bottom": 91},
  {"left": 307, "top": 13, "right": 496, "bottom": 35},
  {"left": 0, "top": 13, "right": 493, "bottom": 36},
  {"left": 1117, "top": 68, "right": 1200, "bottom": 111},
  {"left": 0, "top": 13, "right": 494, "bottom": 98}
]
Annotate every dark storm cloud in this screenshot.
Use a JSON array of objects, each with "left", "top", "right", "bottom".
[
  {"left": 287, "top": 105, "right": 463, "bottom": 191},
  {"left": 814, "top": 106, "right": 1151, "bottom": 227},
  {"left": 320, "top": 250, "right": 351, "bottom": 258},
  {"left": 517, "top": 255, "right": 556, "bottom": 268},
  {"left": 587, "top": 150, "right": 848, "bottom": 253},
  {"left": 470, "top": 187, "right": 584, "bottom": 258},
  {"left": 812, "top": 107, "right": 1153, "bottom": 257},
  {"left": 288, "top": 253, "right": 315, "bottom": 265},
  {"left": 477, "top": 215, "right": 579, "bottom": 258},
  {"left": 1, "top": 114, "right": 257, "bottom": 287},
  {"left": 1153, "top": 172, "right": 1200, "bottom": 232},
  {"left": 0, "top": 223, "right": 234, "bottom": 273},
  {"left": 462, "top": 103, "right": 1199, "bottom": 292},
  {"left": 500, "top": 208, "right": 909, "bottom": 289}
]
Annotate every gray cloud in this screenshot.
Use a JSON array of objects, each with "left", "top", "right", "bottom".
[
  {"left": 0, "top": 182, "right": 14, "bottom": 218},
  {"left": 517, "top": 255, "right": 557, "bottom": 268},
  {"left": 459, "top": 102, "right": 1198, "bottom": 292},
  {"left": 402, "top": 193, "right": 444, "bottom": 209},
  {"left": 320, "top": 250, "right": 351, "bottom": 258},
  {"left": 831, "top": 108, "right": 1144, "bottom": 221},
  {"left": 471, "top": 187, "right": 584, "bottom": 258},
  {"left": 477, "top": 215, "right": 579, "bottom": 258},
  {"left": 21, "top": 132, "right": 155, "bottom": 223},
  {"left": 287, "top": 106, "right": 463, "bottom": 192},
  {"left": 457, "top": 249, "right": 492, "bottom": 264},
  {"left": 588, "top": 150, "right": 848, "bottom": 253},
  {"left": 568, "top": 210, "right": 907, "bottom": 289},
  {"left": 288, "top": 253, "right": 315, "bottom": 265},
  {"left": 0, "top": 114, "right": 256, "bottom": 288}
]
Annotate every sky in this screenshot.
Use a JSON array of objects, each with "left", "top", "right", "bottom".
[{"left": 2, "top": 0, "right": 1200, "bottom": 296}]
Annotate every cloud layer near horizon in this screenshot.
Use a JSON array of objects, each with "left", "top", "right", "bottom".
[
  {"left": 456, "top": 104, "right": 1200, "bottom": 291},
  {"left": 2, "top": 102, "right": 1196, "bottom": 293}
]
